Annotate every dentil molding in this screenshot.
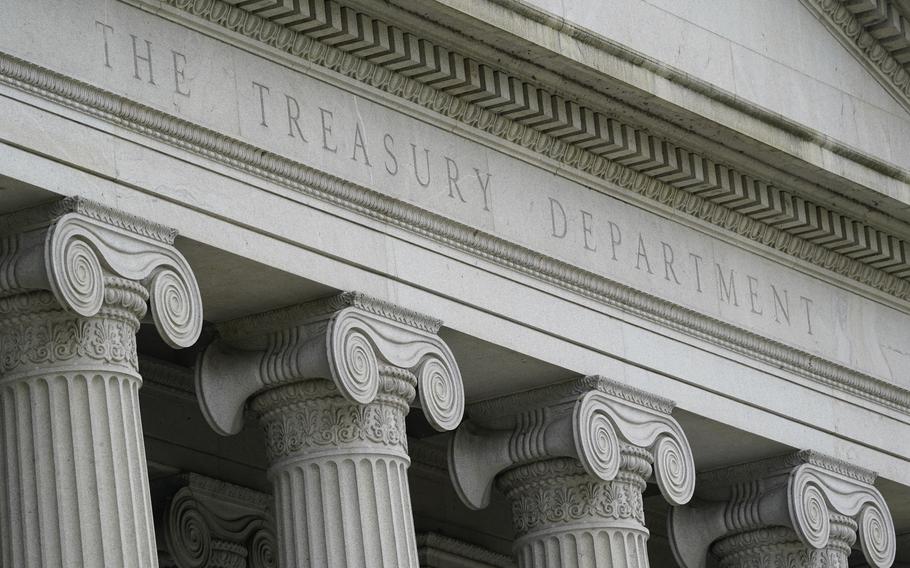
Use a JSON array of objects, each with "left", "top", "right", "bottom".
[{"left": 668, "top": 450, "right": 897, "bottom": 568}]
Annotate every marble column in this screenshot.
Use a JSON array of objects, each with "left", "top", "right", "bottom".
[
  {"left": 668, "top": 451, "right": 896, "bottom": 568},
  {"left": 194, "top": 293, "right": 465, "bottom": 568},
  {"left": 449, "top": 376, "right": 696, "bottom": 568},
  {"left": 0, "top": 197, "right": 203, "bottom": 568}
]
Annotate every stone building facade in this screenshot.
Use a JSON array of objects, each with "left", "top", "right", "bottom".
[{"left": 0, "top": 0, "right": 908, "bottom": 566}]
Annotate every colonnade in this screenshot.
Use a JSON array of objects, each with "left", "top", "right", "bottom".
[{"left": 0, "top": 199, "right": 897, "bottom": 567}]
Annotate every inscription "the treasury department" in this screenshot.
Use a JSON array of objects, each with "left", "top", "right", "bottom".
[{"left": 92, "top": 15, "right": 820, "bottom": 341}]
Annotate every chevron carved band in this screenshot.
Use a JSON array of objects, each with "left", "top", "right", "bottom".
[{"left": 178, "top": 0, "right": 910, "bottom": 290}]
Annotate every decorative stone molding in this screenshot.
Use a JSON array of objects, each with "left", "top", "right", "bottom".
[
  {"left": 0, "top": 198, "right": 203, "bottom": 568},
  {"left": 802, "top": 0, "right": 910, "bottom": 113},
  {"left": 0, "top": 197, "right": 203, "bottom": 351},
  {"left": 161, "top": 0, "right": 910, "bottom": 288},
  {"left": 416, "top": 532, "right": 515, "bottom": 568},
  {"left": 195, "top": 293, "right": 464, "bottom": 568},
  {"left": 2, "top": 50, "right": 909, "bottom": 419},
  {"left": 197, "top": 292, "right": 461, "bottom": 434},
  {"left": 449, "top": 376, "right": 695, "bottom": 567},
  {"left": 668, "top": 450, "right": 897, "bottom": 568},
  {"left": 156, "top": 473, "right": 276, "bottom": 568}
]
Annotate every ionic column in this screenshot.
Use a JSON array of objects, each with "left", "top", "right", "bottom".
[
  {"left": 449, "top": 376, "right": 696, "bottom": 568},
  {"left": 0, "top": 198, "right": 203, "bottom": 568},
  {"left": 194, "top": 293, "right": 465, "bottom": 568},
  {"left": 668, "top": 451, "right": 896, "bottom": 568},
  {"left": 156, "top": 472, "right": 277, "bottom": 568}
]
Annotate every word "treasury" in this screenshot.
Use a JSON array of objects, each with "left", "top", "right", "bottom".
[{"left": 249, "top": 80, "right": 494, "bottom": 213}]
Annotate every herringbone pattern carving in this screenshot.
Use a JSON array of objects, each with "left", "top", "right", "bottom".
[{"left": 226, "top": 0, "right": 910, "bottom": 280}]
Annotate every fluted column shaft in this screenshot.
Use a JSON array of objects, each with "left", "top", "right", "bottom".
[
  {"left": 195, "top": 293, "right": 465, "bottom": 568},
  {"left": 0, "top": 281, "right": 156, "bottom": 568},
  {"left": 251, "top": 369, "right": 418, "bottom": 568},
  {"left": 499, "top": 448, "right": 653, "bottom": 568},
  {"left": 0, "top": 198, "right": 203, "bottom": 568}
]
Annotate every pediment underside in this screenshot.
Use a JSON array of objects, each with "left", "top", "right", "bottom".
[{"left": 802, "top": 0, "right": 910, "bottom": 115}]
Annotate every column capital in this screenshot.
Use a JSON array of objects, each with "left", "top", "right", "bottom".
[
  {"left": 449, "top": 375, "right": 695, "bottom": 510},
  {"left": 195, "top": 292, "right": 464, "bottom": 435},
  {"left": 0, "top": 196, "right": 203, "bottom": 349},
  {"left": 669, "top": 450, "right": 896, "bottom": 568},
  {"left": 157, "top": 473, "right": 277, "bottom": 568}
]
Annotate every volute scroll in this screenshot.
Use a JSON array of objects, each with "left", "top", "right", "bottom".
[{"left": 195, "top": 293, "right": 464, "bottom": 437}]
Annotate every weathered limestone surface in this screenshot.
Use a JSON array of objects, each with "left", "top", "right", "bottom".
[
  {"left": 0, "top": 198, "right": 202, "bottom": 567},
  {"left": 669, "top": 451, "right": 897, "bottom": 568},
  {"left": 195, "top": 293, "right": 464, "bottom": 568},
  {"left": 0, "top": 0, "right": 907, "bottom": 392},
  {"left": 450, "top": 376, "right": 695, "bottom": 567}
]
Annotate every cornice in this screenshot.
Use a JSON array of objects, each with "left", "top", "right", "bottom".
[
  {"left": 157, "top": 0, "right": 910, "bottom": 291},
  {"left": 802, "top": 0, "right": 910, "bottom": 113},
  {"left": 2, "top": 26, "right": 910, "bottom": 412}
]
